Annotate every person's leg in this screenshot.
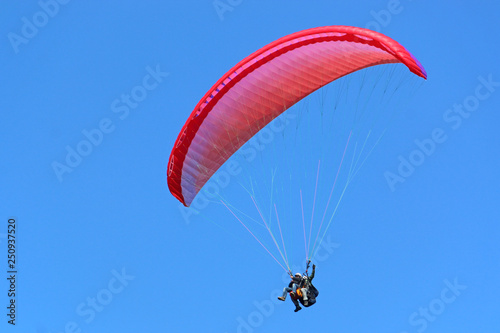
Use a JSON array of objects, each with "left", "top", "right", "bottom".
[
  {"left": 278, "top": 287, "right": 293, "bottom": 301},
  {"left": 301, "top": 288, "right": 308, "bottom": 301},
  {"left": 292, "top": 297, "right": 302, "bottom": 312},
  {"left": 301, "top": 287, "right": 309, "bottom": 306}
]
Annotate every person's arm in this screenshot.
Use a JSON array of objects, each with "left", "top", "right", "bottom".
[{"left": 309, "top": 264, "right": 316, "bottom": 281}]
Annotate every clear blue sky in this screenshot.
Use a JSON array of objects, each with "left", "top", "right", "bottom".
[{"left": 1, "top": 1, "right": 499, "bottom": 332}]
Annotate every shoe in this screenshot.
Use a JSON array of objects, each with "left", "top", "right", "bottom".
[
  {"left": 277, "top": 296, "right": 286, "bottom": 301},
  {"left": 294, "top": 306, "right": 302, "bottom": 312}
]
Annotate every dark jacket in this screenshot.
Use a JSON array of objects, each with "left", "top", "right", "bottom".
[
  {"left": 302, "top": 265, "right": 315, "bottom": 288},
  {"left": 288, "top": 275, "right": 302, "bottom": 288}
]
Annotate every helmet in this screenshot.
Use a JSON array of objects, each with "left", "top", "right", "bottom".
[{"left": 295, "top": 273, "right": 302, "bottom": 278}]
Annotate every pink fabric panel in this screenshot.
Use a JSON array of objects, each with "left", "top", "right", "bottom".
[{"left": 180, "top": 38, "right": 398, "bottom": 204}]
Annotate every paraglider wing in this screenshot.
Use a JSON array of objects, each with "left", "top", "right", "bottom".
[{"left": 167, "top": 26, "right": 426, "bottom": 206}]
